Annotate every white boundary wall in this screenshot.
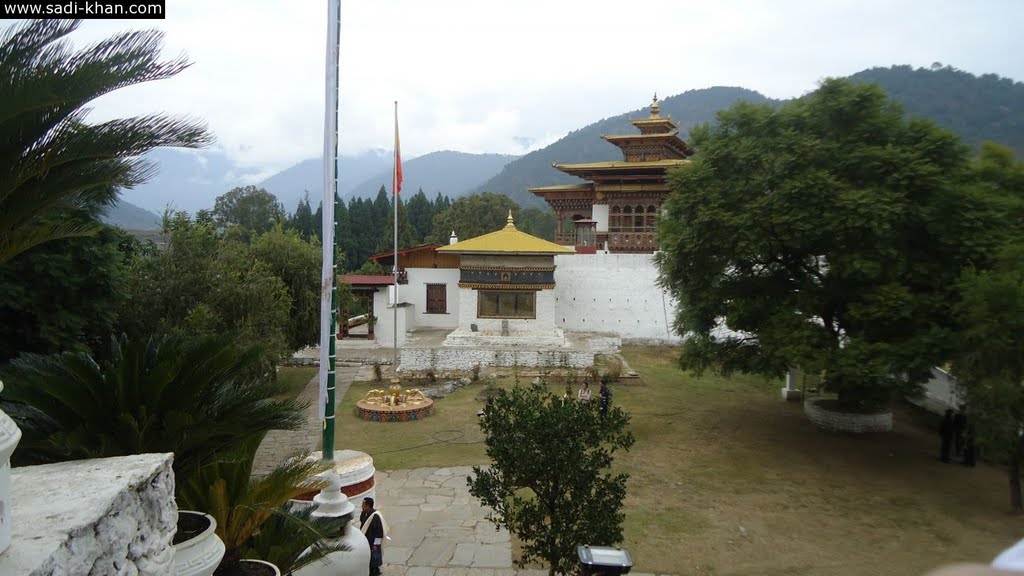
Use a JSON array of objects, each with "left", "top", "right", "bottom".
[{"left": 553, "top": 253, "right": 681, "bottom": 344}]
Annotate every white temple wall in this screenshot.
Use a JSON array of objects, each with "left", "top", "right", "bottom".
[
  {"left": 457, "top": 287, "right": 558, "bottom": 334},
  {"left": 553, "top": 253, "right": 681, "bottom": 343},
  {"left": 373, "top": 290, "right": 410, "bottom": 347},
  {"left": 592, "top": 204, "right": 609, "bottom": 232},
  {"left": 404, "top": 268, "right": 460, "bottom": 329}
]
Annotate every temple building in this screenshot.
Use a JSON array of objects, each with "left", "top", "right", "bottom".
[
  {"left": 529, "top": 94, "right": 695, "bottom": 253},
  {"left": 336, "top": 96, "right": 687, "bottom": 370},
  {"left": 435, "top": 211, "right": 574, "bottom": 347}
]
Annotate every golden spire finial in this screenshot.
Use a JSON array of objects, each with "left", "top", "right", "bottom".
[
  {"left": 650, "top": 92, "right": 661, "bottom": 118},
  {"left": 506, "top": 209, "right": 515, "bottom": 228}
]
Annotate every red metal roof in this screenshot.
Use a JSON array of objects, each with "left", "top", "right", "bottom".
[
  {"left": 368, "top": 243, "right": 443, "bottom": 262},
  {"left": 337, "top": 274, "right": 395, "bottom": 286}
]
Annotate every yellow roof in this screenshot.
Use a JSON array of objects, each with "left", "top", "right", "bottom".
[
  {"left": 555, "top": 159, "right": 687, "bottom": 170},
  {"left": 527, "top": 183, "right": 594, "bottom": 193},
  {"left": 437, "top": 211, "right": 575, "bottom": 255}
]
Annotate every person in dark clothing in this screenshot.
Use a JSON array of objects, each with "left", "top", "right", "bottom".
[
  {"left": 953, "top": 407, "right": 967, "bottom": 457},
  {"left": 599, "top": 381, "right": 611, "bottom": 418},
  {"left": 940, "top": 409, "right": 955, "bottom": 463},
  {"left": 360, "top": 497, "right": 384, "bottom": 576},
  {"left": 962, "top": 423, "right": 977, "bottom": 467}
]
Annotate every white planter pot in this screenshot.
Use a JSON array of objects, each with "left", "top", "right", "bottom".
[
  {"left": 238, "top": 559, "right": 281, "bottom": 576},
  {"left": 172, "top": 511, "right": 225, "bottom": 576},
  {"left": 294, "top": 522, "right": 370, "bottom": 576},
  {"left": 0, "top": 379, "right": 23, "bottom": 556}
]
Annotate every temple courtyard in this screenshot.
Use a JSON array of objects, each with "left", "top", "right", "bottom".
[{"left": 263, "top": 345, "right": 1023, "bottom": 576}]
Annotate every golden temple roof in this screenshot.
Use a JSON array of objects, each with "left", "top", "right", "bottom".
[
  {"left": 437, "top": 210, "right": 575, "bottom": 255},
  {"left": 554, "top": 159, "right": 688, "bottom": 171},
  {"left": 527, "top": 183, "right": 595, "bottom": 192}
]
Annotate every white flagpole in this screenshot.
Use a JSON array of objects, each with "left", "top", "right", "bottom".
[
  {"left": 393, "top": 101, "right": 399, "bottom": 369},
  {"left": 319, "top": 0, "right": 340, "bottom": 460}
]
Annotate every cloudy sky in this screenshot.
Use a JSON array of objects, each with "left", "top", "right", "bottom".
[{"left": 35, "top": 0, "right": 1024, "bottom": 178}]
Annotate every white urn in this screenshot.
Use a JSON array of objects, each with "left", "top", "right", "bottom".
[
  {"left": 0, "top": 379, "right": 23, "bottom": 556},
  {"left": 172, "top": 511, "right": 226, "bottom": 576},
  {"left": 293, "top": 470, "right": 370, "bottom": 576}
]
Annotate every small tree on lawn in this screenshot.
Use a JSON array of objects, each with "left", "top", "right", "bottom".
[{"left": 468, "top": 383, "right": 634, "bottom": 576}]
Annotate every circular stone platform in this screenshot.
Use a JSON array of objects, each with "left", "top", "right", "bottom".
[
  {"left": 356, "top": 397, "right": 433, "bottom": 422},
  {"left": 804, "top": 397, "right": 892, "bottom": 433},
  {"left": 292, "top": 449, "right": 377, "bottom": 504}
]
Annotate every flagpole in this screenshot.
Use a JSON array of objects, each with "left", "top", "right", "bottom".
[
  {"left": 319, "top": 0, "right": 341, "bottom": 462},
  {"left": 393, "top": 100, "right": 399, "bottom": 369}
]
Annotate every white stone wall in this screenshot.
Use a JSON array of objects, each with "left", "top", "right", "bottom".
[
  {"left": 404, "top": 268, "right": 460, "bottom": 328},
  {"left": 553, "top": 253, "right": 680, "bottom": 343},
  {"left": 400, "top": 346, "right": 593, "bottom": 371},
  {"left": 372, "top": 290, "right": 410, "bottom": 347},
  {"left": 457, "top": 287, "right": 558, "bottom": 334},
  {"left": 0, "top": 453, "right": 176, "bottom": 576}
]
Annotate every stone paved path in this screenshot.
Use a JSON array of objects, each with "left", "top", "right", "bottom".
[{"left": 374, "top": 466, "right": 513, "bottom": 576}]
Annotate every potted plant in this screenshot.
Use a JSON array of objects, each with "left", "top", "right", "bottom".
[
  {"left": 242, "top": 501, "right": 350, "bottom": 575},
  {"left": 173, "top": 511, "right": 226, "bottom": 576},
  {"left": 0, "top": 379, "right": 22, "bottom": 556},
  {"left": 367, "top": 316, "right": 378, "bottom": 340},
  {"left": 176, "top": 442, "right": 332, "bottom": 576}
]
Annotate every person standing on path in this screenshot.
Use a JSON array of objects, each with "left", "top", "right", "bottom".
[
  {"left": 360, "top": 497, "right": 387, "bottom": 576},
  {"left": 599, "top": 381, "right": 611, "bottom": 418},
  {"left": 939, "top": 409, "right": 955, "bottom": 463}
]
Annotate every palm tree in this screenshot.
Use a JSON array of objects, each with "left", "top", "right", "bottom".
[
  {"left": 0, "top": 19, "right": 211, "bottom": 264},
  {"left": 0, "top": 333, "right": 306, "bottom": 485}
]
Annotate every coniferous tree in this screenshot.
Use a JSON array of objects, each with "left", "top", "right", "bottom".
[
  {"left": 287, "top": 192, "right": 316, "bottom": 240},
  {"left": 376, "top": 196, "right": 415, "bottom": 253},
  {"left": 406, "top": 189, "right": 434, "bottom": 243}
]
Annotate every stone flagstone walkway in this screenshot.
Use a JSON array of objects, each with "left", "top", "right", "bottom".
[{"left": 374, "top": 466, "right": 514, "bottom": 575}]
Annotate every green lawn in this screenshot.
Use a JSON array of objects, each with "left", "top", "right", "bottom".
[
  {"left": 277, "top": 366, "right": 317, "bottom": 399},
  {"left": 333, "top": 347, "right": 1022, "bottom": 575}
]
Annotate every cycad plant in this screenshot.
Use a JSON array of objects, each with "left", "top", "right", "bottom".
[
  {"left": 240, "top": 501, "right": 351, "bottom": 575},
  {"left": 0, "top": 333, "right": 306, "bottom": 485},
  {"left": 176, "top": 444, "right": 338, "bottom": 576},
  {"left": 0, "top": 19, "right": 211, "bottom": 264}
]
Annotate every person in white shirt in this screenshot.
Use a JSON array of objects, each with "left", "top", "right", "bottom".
[{"left": 578, "top": 381, "right": 592, "bottom": 402}]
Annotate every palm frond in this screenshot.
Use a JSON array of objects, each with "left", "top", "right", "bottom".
[{"left": 0, "top": 18, "right": 211, "bottom": 264}]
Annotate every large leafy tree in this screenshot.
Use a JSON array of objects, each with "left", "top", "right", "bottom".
[
  {"left": 428, "top": 192, "right": 519, "bottom": 244},
  {"left": 0, "top": 19, "right": 210, "bottom": 264},
  {"left": 0, "top": 225, "right": 141, "bottom": 362},
  {"left": 468, "top": 383, "right": 634, "bottom": 576},
  {"left": 950, "top": 143, "right": 1024, "bottom": 511},
  {"left": 213, "top": 185, "right": 285, "bottom": 241},
  {"left": 121, "top": 211, "right": 291, "bottom": 364},
  {"left": 0, "top": 333, "right": 305, "bottom": 480},
  {"left": 657, "top": 78, "right": 982, "bottom": 410},
  {"left": 250, "top": 224, "right": 321, "bottom": 351}
]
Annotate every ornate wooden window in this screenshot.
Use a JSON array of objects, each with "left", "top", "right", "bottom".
[
  {"left": 477, "top": 290, "right": 536, "bottom": 319},
  {"left": 609, "top": 206, "right": 622, "bottom": 232},
  {"left": 634, "top": 205, "right": 645, "bottom": 230},
  {"left": 622, "top": 206, "right": 634, "bottom": 231},
  {"left": 426, "top": 284, "right": 446, "bottom": 314}
]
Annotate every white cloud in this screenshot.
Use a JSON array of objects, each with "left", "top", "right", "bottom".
[{"left": 44, "top": 0, "right": 1024, "bottom": 172}]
